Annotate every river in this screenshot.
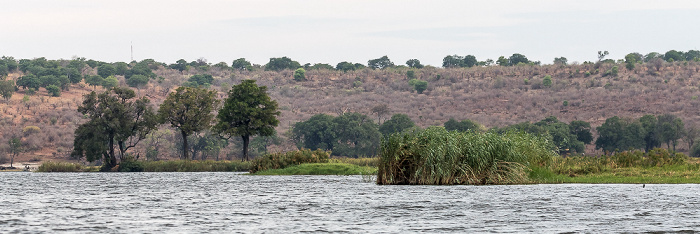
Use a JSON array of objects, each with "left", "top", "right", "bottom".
[{"left": 1, "top": 172, "right": 698, "bottom": 233}]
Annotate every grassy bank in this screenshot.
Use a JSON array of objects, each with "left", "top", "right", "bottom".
[
  {"left": 252, "top": 163, "right": 376, "bottom": 175},
  {"left": 36, "top": 160, "right": 251, "bottom": 172}
]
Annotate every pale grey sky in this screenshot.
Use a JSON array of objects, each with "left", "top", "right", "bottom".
[{"left": 2, "top": 0, "right": 699, "bottom": 66}]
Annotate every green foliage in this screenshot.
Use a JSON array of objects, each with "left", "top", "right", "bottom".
[
  {"left": 101, "top": 76, "right": 119, "bottom": 89},
  {"left": 72, "top": 87, "right": 158, "bottom": 169},
  {"left": 36, "top": 161, "right": 84, "bottom": 172},
  {"left": 169, "top": 59, "right": 189, "bottom": 72},
  {"left": 542, "top": 75, "right": 552, "bottom": 87},
  {"left": 406, "top": 70, "right": 415, "bottom": 79},
  {"left": 213, "top": 80, "right": 280, "bottom": 161},
  {"left": 126, "top": 74, "right": 149, "bottom": 89},
  {"left": 264, "top": 57, "right": 300, "bottom": 71},
  {"left": 97, "top": 64, "right": 116, "bottom": 78},
  {"left": 408, "top": 79, "right": 428, "bottom": 94},
  {"left": 84, "top": 75, "right": 104, "bottom": 89},
  {"left": 595, "top": 116, "right": 645, "bottom": 153},
  {"left": 508, "top": 53, "right": 530, "bottom": 66},
  {"left": 253, "top": 163, "right": 375, "bottom": 175},
  {"left": 444, "top": 118, "right": 480, "bottom": 132},
  {"left": 292, "top": 113, "right": 381, "bottom": 157},
  {"left": 117, "top": 156, "right": 144, "bottom": 172},
  {"left": 494, "top": 117, "right": 591, "bottom": 154},
  {"left": 664, "top": 50, "right": 684, "bottom": 62},
  {"left": 368, "top": 55, "right": 394, "bottom": 70},
  {"left": 377, "top": 127, "right": 557, "bottom": 185},
  {"left": 293, "top": 68, "right": 306, "bottom": 81},
  {"left": 405, "top": 59, "right": 424, "bottom": 69},
  {"left": 142, "top": 160, "right": 252, "bottom": 172},
  {"left": 379, "top": 114, "right": 415, "bottom": 136},
  {"left": 187, "top": 74, "right": 214, "bottom": 86},
  {"left": 0, "top": 79, "right": 15, "bottom": 101},
  {"left": 46, "top": 85, "right": 60, "bottom": 97},
  {"left": 249, "top": 149, "right": 330, "bottom": 174},
  {"left": 16, "top": 74, "right": 41, "bottom": 90},
  {"left": 553, "top": 57, "right": 568, "bottom": 65},
  {"left": 336, "top": 61, "right": 357, "bottom": 72},
  {"left": 232, "top": 58, "right": 252, "bottom": 71},
  {"left": 159, "top": 86, "right": 219, "bottom": 160}
]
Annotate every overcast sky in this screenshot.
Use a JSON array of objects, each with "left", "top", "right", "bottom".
[{"left": 2, "top": 0, "right": 699, "bottom": 66}]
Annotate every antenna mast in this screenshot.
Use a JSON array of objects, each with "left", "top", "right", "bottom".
[{"left": 131, "top": 41, "right": 133, "bottom": 61}]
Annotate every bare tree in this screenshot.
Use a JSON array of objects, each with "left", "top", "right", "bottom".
[{"left": 371, "top": 104, "right": 390, "bottom": 124}]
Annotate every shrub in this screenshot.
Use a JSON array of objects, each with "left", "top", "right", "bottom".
[
  {"left": 293, "top": 68, "right": 306, "bottom": 81},
  {"left": 543, "top": 75, "right": 552, "bottom": 87},
  {"left": 23, "top": 126, "right": 41, "bottom": 136},
  {"left": 118, "top": 156, "right": 144, "bottom": 172},
  {"left": 36, "top": 161, "right": 83, "bottom": 172},
  {"left": 376, "top": 127, "right": 557, "bottom": 185},
  {"left": 46, "top": 85, "right": 60, "bottom": 97},
  {"left": 250, "top": 149, "right": 330, "bottom": 174},
  {"left": 406, "top": 70, "right": 415, "bottom": 79}
]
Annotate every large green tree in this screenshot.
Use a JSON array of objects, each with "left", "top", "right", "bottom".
[
  {"left": 158, "top": 87, "right": 219, "bottom": 160},
  {"left": 379, "top": 114, "right": 415, "bottom": 136},
  {"left": 264, "top": 57, "right": 300, "bottom": 71},
  {"left": 71, "top": 87, "right": 158, "bottom": 169},
  {"left": 595, "top": 116, "right": 645, "bottom": 153},
  {"left": 444, "top": 118, "right": 480, "bottom": 132},
  {"left": 368, "top": 56, "right": 394, "bottom": 70},
  {"left": 0, "top": 79, "right": 15, "bottom": 101},
  {"left": 213, "top": 80, "right": 280, "bottom": 161}
]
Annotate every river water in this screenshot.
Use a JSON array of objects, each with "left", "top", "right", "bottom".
[{"left": 0, "top": 172, "right": 698, "bottom": 233}]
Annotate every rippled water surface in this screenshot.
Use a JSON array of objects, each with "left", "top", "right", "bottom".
[{"left": 1, "top": 172, "right": 699, "bottom": 233}]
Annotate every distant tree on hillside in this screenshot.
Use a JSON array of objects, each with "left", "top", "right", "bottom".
[
  {"left": 336, "top": 61, "right": 356, "bottom": 72},
  {"left": 187, "top": 74, "right": 214, "bottom": 87},
  {"left": 264, "top": 57, "right": 301, "bottom": 71},
  {"left": 368, "top": 56, "right": 394, "bottom": 70},
  {"left": 406, "top": 59, "right": 424, "bottom": 69},
  {"left": 232, "top": 58, "right": 252, "bottom": 71},
  {"left": 169, "top": 59, "right": 189, "bottom": 73},
  {"left": 664, "top": 50, "right": 684, "bottom": 62},
  {"left": 97, "top": 64, "right": 116, "bottom": 78},
  {"left": 444, "top": 118, "right": 480, "bottom": 132},
  {"left": 0, "top": 79, "right": 15, "bottom": 101},
  {"left": 595, "top": 116, "right": 645, "bottom": 153},
  {"left": 553, "top": 57, "right": 568, "bottom": 65},
  {"left": 509, "top": 53, "right": 530, "bottom": 66},
  {"left": 101, "top": 76, "right": 119, "bottom": 89}
]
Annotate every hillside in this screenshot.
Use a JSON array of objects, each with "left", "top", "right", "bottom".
[{"left": 2, "top": 60, "right": 700, "bottom": 165}]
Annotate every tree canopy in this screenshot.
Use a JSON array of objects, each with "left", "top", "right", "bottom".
[
  {"left": 158, "top": 87, "right": 219, "bottom": 160},
  {"left": 213, "top": 80, "right": 280, "bottom": 161},
  {"left": 368, "top": 56, "right": 394, "bottom": 70}
]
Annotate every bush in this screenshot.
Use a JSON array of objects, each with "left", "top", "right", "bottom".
[
  {"left": 36, "top": 161, "right": 83, "bottom": 172},
  {"left": 293, "top": 68, "right": 306, "bottom": 81},
  {"left": 543, "top": 75, "right": 552, "bottom": 87},
  {"left": 118, "top": 156, "right": 144, "bottom": 172},
  {"left": 377, "top": 127, "right": 557, "bottom": 185},
  {"left": 250, "top": 149, "right": 330, "bottom": 174},
  {"left": 46, "top": 85, "right": 60, "bottom": 97},
  {"left": 23, "top": 126, "right": 41, "bottom": 136}
]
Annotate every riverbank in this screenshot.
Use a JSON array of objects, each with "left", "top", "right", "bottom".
[{"left": 251, "top": 163, "right": 376, "bottom": 175}]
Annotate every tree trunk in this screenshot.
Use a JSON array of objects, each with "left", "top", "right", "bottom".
[
  {"left": 242, "top": 135, "right": 250, "bottom": 161},
  {"left": 108, "top": 136, "right": 117, "bottom": 169},
  {"left": 182, "top": 131, "right": 189, "bottom": 160},
  {"left": 10, "top": 153, "right": 15, "bottom": 168}
]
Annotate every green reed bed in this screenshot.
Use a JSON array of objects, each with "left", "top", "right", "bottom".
[
  {"left": 252, "top": 163, "right": 376, "bottom": 175},
  {"left": 249, "top": 149, "right": 330, "bottom": 174},
  {"left": 329, "top": 157, "right": 379, "bottom": 167},
  {"left": 377, "top": 127, "right": 557, "bottom": 185},
  {"left": 36, "top": 161, "right": 87, "bottom": 172},
  {"left": 533, "top": 148, "right": 700, "bottom": 184},
  {"left": 141, "top": 160, "right": 252, "bottom": 172}
]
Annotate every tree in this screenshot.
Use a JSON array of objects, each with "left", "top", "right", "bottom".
[
  {"left": 293, "top": 68, "right": 306, "bottom": 81},
  {"left": 639, "top": 114, "right": 661, "bottom": 152},
  {"left": 444, "top": 118, "right": 480, "bottom": 132},
  {"left": 597, "top": 50, "right": 609, "bottom": 62},
  {"left": 370, "top": 104, "right": 390, "bottom": 124},
  {"left": 379, "top": 114, "right": 415, "bottom": 136},
  {"left": 406, "top": 59, "right": 424, "bottom": 68},
  {"left": 331, "top": 112, "right": 381, "bottom": 157},
  {"left": 232, "top": 58, "right": 252, "bottom": 71},
  {"left": 496, "top": 56, "right": 509, "bottom": 66},
  {"left": 158, "top": 87, "right": 219, "bottom": 160},
  {"left": 657, "top": 114, "right": 684, "bottom": 151},
  {"left": 97, "top": 64, "right": 116, "bottom": 78},
  {"left": 684, "top": 126, "right": 698, "bottom": 152},
  {"left": 0, "top": 80, "right": 15, "bottom": 101},
  {"left": 644, "top": 52, "right": 662, "bottom": 62},
  {"left": 213, "top": 80, "right": 280, "bottom": 161},
  {"left": 368, "top": 56, "right": 394, "bottom": 70},
  {"left": 169, "top": 59, "right": 189, "bottom": 73},
  {"left": 664, "top": 50, "right": 684, "bottom": 62},
  {"left": 595, "top": 116, "right": 645, "bottom": 153},
  {"left": 264, "top": 57, "right": 300, "bottom": 71},
  {"left": 8, "top": 137, "right": 22, "bottom": 168},
  {"left": 553, "top": 57, "right": 568, "bottom": 65},
  {"left": 85, "top": 75, "right": 104, "bottom": 89},
  {"left": 187, "top": 74, "right": 214, "bottom": 86},
  {"left": 46, "top": 85, "right": 60, "bottom": 97},
  {"left": 509, "top": 53, "right": 530, "bottom": 66},
  {"left": 684, "top": 50, "right": 700, "bottom": 61},
  {"left": 102, "top": 76, "right": 119, "bottom": 89},
  {"left": 293, "top": 114, "right": 337, "bottom": 150},
  {"left": 463, "top": 55, "right": 477, "bottom": 67},
  {"left": 569, "top": 120, "right": 593, "bottom": 144},
  {"left": 126, "top": 74, "right": 150, "bottom": 91},
  {"left": 442, "top": 55, "right": 463, "bottom": 68},
  {"left": 16, "top": 74, "right": 40, "bottom": 90},
  {"left": 71, "top": 87, "right": 158, "bottom": 169},
  {"left": 336, "top": 61, "right": 356, "bottom": 72}
]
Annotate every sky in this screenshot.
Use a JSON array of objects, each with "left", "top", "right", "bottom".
[{"left": 2, "top": 0, "right": 700, "bottom": 66}]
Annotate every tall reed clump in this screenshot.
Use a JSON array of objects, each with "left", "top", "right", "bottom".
[
  {"left": 550, "top": 148, "right": 689, "bottom": 175},
  {"left": 249, "top": 149, "right": 330, "bottom": 174},
  {"left": 36, "top": 161, "right": 84, "bottom": 172},
  {"left": 141, "top": 160, "right": 252, "bottom": 172},
  {"left": 376, "top": 127, "right": 557, "bottom": 185}
]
